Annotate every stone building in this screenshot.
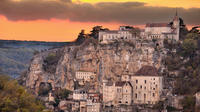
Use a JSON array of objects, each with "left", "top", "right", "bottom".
[
  {"left": 98, "top": 26, "right": 136, "bottom": 44},
  {"left": 80, "top": 100, "right": 87, "bottom": 112},
  {"left": 103, "top": 80, "right": 133, "bottom": 106},
  {"left": 75, "top": 71, "right": 96, "bottom": 82},
  {"left": 102, "top": 80, "right": 115, "bottom": 105},
  {"left": 131, "top": 66, "right": 163, "bottom": 104},
  {"left": 73, "top": 89, "right": 88, "bottom": 101},
  {"left": 141, "top": 12, "right": 180, "bottom": 46},
  {"left": 115, "top": 81, "right": 133, "bottom": 105},
  {"left": 87, "top": 99, "right": 101, "bottom": 112}
]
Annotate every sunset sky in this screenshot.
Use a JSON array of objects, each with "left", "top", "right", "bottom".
[{"left": 0, "top": 0, "right": 200, "bottom": 42}]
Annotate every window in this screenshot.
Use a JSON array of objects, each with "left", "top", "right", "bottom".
[
  {"left": 153, "top": 93, "right": 155, "bottom": 97},
  {"left": 144, "top": 94, "right": 146, "bottom": 99},
  {"left": 144, "top": 86, "right": 146, "bottom": 90},
  {"left": 136, "top": 80, "right": 138, "bottom": 83},
  {"left": 140, "top": 85, "right": 142, "bottom": 89},
  {"left": 135, "top": 93, "right": 137, "bottom": 98},
  {"left": 144, "top": 80, "right": 147, "bottom": 84}
]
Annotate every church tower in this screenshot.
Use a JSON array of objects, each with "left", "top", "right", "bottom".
[{"left": 173, "top": 9, "right": 180, "bottom": 41}]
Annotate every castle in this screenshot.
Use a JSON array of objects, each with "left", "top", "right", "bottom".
[{"left": 99, "top": 12, "right": 180, "bottom": 45}]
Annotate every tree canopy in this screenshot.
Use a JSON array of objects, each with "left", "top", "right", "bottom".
[{"left": 0, "top": 75, "right": 46, "bottom": 112}]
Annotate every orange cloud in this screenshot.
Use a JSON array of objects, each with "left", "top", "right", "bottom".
[{"left": 0, "top": 15, "right": 126, "bottom": 42}]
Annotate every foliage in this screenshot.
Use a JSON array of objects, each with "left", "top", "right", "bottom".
[
  {"left": 54, "top": 89, "right": 72, "bottom": 100},
  {"left": 164, "top": 30, "right": 200, "bottom": 95},
  {"left": 0, "top": 75, "right": 46, "bottom": 112},
  {"left": 53, "top": 89, "right": 72, "bottom": 107},
  {"left": 89, "top": 26, "right": 109, "bottom": 39},
  {"left": 166, "top": 106, "right": 179, "bottom": 112},
  {"left": 153, "top": 101, "right": 164, "bottom": 110},
  {"left": 164, "top": 54, "right": 182, "bottom": 71},
  {"left": 181, "top": 95, "right": 195, "bottom": 112},
  {"left": 181, "top": 38, "right": 197, "bottom": 57},
  {"left": 38, "top": 83, "right": 52, "bottom": 96},
  {"left": 43, "top": 50, "right": 62, "bottom": 73},
  {"left": 76, "top": 30, "right": 87, "bottom": 45}
]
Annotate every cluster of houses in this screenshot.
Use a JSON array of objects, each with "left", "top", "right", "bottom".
[
  {"left": 102, "top": 66, "right": 163, "bottom": 106},
  {"left": 68, "top": 66, "right": 163, "bottom": 112},
  {"left": 65, "top": 13, "right": 181, "bottom": 112},
  {"left": 43, "top": 13, "right": 186, "bottom": 111}
]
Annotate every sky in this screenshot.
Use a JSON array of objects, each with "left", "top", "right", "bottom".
[{"left": 0, "top": 0, "right": 200, "bottom": 42}]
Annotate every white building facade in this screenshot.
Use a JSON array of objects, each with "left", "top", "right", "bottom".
[
  {"left": 103, "top": 81, "right": 133, "bottom": 106},
  {"left": 73, "top": 89, "right": 88, "bottom": 101},
  {"left": 98, "top": 26, "right": 136, "bottom": 44},
  {"left": 131, "top": 76, "right": 163, "bottom": 104},
  {"left": 141, "top": 13, "right": 180, "bottom": 46},
  {"left": 75, "top": 71, "right": 96, "bottom": 82}
]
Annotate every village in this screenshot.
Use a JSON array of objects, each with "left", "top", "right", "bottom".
[{"left": 23, "top": 12, "right": 200, "bottom": 112}]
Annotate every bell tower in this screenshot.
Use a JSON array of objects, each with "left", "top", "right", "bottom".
[{"left": 173, "top": 8, "right": 180, "bottom": 41}]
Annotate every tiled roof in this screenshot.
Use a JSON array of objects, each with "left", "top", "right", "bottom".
[
  {"left": 106, "top": 81, "right": 113, "bottom": 86},
  {"left": 115, "top": 81, "right": 133, "bottom": 87},
  {"left": 115, "top": 81, "right": 126, "bottom": 86},
  {"left": 146, "top": 23, "right": 171, "bottom": 27},
  {"left": 135, "top": 66, "right": 158, "bottom": 76}
]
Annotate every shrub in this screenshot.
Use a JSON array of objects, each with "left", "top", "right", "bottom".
[
  {"left": 38, "top": 82, "right": 52, "bottom": 96},
  {"left": 43, "top": 51, "right": 62, "bottom": 73},
  {"left": 0, "top": 75, "right": 45, "bottom": 112}
]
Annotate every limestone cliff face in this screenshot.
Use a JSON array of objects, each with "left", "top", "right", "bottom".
[{"left": 25, "top": 39, "right": 162, "bottom": 93}]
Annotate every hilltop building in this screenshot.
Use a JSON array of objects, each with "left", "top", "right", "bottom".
[
  {"left": 98, "top": 26, "right": 137, "bottom": 44},
  {"left": 141, "top": 12, "right": 181, "bottom": 46},
  {"left": 130, "top": 66, "right": 163, "bottom": 104}
]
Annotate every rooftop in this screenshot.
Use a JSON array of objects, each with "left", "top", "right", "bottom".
[
  {"left": 135, "top": 66, "right": 159, "bottom": 76},
  {"left": 146, "top": 23, "right": 171, "bottom": 27}
]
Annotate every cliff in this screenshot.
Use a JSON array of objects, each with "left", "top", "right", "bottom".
[{"left": 25, "top": 38, "right": 162, "bottom": 94}]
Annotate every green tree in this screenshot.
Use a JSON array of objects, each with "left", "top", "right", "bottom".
[
  {"left": 89, "top": 26, "right": 109, "bottom": 39},
  {"left": 0, "top": 75, "right": 46, "bottom": 112},
  {"left": 76, "top": 29, "right": 86, "bottom": 44},
  {"left": 181, "top": 38, "right": 197, "bottom": 57},
  {"left": 181, "top": 95, "right": 195, "bottom": 112}
]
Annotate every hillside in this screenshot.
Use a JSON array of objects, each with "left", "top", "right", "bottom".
[
  {"left": 0, "top": 40, "right": 68, "bottom": 78},
  {"left": 24, "top": 38, "right": 162, "bottom": 93}
]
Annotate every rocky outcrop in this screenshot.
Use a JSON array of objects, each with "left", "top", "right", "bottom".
[{"left": 25, "top": 39, "right": 162, "bottom": 94}]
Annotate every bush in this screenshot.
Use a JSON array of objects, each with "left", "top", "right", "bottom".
[
  {"left": 0, "top": 75, "right": 45, "bottom": 112},
  {"left": 43, "top": 51, "right": 62, "bottom": 73},
  {"left": 54, "top": 89, "right": 72, "bottom": 100},
  {"left": 181, "top": 95, "right": 195, "bottom": 112},
  {"left": 38, "top": 82, "right": 52, "bottom": 96}
]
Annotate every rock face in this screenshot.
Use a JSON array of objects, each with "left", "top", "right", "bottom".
[{"left": 25, "top": 39, "right": 162, "bottom": 93}]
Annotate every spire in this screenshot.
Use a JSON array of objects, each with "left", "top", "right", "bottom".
[
  {"left": 173, "top": 7, "right": 179, "bottom": 21},
  {"left": 175, "top": 7, "right": 178, "bottom": 16}
]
